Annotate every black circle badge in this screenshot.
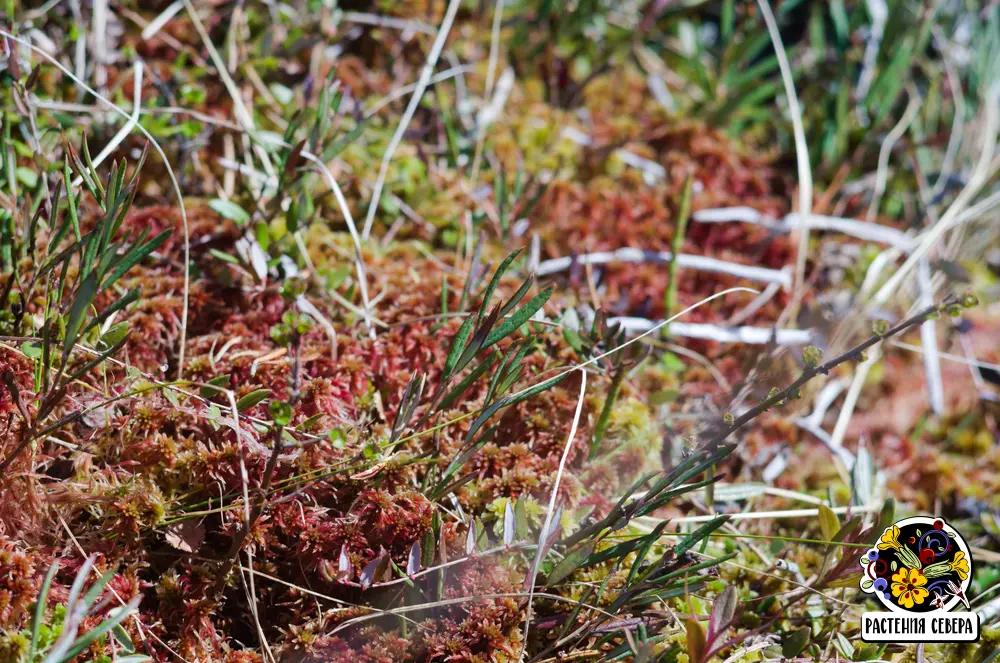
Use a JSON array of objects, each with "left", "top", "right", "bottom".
[{"left": 860, "top": 516, "right": 972, "bottom": 613}]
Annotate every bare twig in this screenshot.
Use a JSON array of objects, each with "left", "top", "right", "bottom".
[
  {"left": 536, "top": 248, "right": 791, "bottom": 286},
  {"left": 360, "top": 0, "right": 462, "bottom": 240},
  {"left": 700, "top": 296, "right": 958, "bottom": 453}
]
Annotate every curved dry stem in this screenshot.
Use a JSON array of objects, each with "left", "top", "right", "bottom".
[{"left": 518, "top": 368, "right": 587, "bottom": 660}]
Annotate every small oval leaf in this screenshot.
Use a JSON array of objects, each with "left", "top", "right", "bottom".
[
  {"left": 545, "top": 541, "right": 595, "bottom": 587},
  {"left": 782, "top": 627, "right": 810, "bottom": 658},
  {"left": 360, "top": 548, "right": 388, "bottom": 590},
  {"left": 209, "top": 198, "right": 251, "bottom": 225},
  {"left": 818, "top": 503, "right": 840, "bottom": 541},
  {"left": 236, "top": 388, "right": 271, "bottom": 412},
  {"left": 199, "top": 375, "right": 231, "bottom": 399}
]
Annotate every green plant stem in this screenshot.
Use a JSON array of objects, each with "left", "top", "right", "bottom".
[
  {"left": 663, "top": 174, "right": 693, "bottom": 336},
  {"left": 589, "top": 367, "right": 625, "bottom": 459},
  {"left": 617, "top": 530, "right": 871, "bottom": 549}
]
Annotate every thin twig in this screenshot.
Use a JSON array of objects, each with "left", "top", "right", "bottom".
[
  {"left": 360, "top": 0, "right": 462, "bottom": 240},
  {"left": 519, "top": 368, "right": 587, "bottom": 660},
  {"left": 536, "top": 248, "right": 791, "bottom": 286},
  {"left": 699, "top": 296, "right": 957, "bottom": 453}
]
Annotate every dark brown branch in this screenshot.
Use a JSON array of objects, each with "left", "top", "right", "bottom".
[{"left": 698, "top": 295, "right": 958, "bottom": 454}]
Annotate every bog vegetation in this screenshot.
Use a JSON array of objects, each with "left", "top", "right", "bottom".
[{"left": 0, "top": 1, "right": 999, "bottom": 662}]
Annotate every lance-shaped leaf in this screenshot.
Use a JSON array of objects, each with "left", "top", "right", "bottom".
[
  {"left": 63, "top": 272, "right": 98, "bottom": 356},
  {"left": 390, "top": 372, "right": 425, "bottom": 443},
  {"left": 236, "top": 389, "right": 271, "bottom": 412},
  {"left": 685, "top": 617, "right": 707, "bottom": 663},
  {"left": 438, "top": 352, "right": 497, "bottom": 410},
  {"left": 200, "top": 375, "right": 231, "bottom": 399},
  {"left": 545, "top": 540, "right": 595, "bottom": 588},
  {"left": 482, "top": 285, "right": 552, "bottom": 349},
  {"left": 477, "top": 248, "right": 521, "bottom": 323},
  {"left": 62, "top": 596, "right": 142, "bottom": 662},
  {"left": 453, "top": 304, "right": 501, "bottom": 376},
  {"left": 710, "top": 585, "right": 738, "bottom": 637},
  {"left": 83, "top": 287, "right": 140, "bottom": 339},
  {"left": 101, "top": 229, "right": 171, "bottom": 291},
  {"left": 27, "top": 561, "right": 61, "bottom": 662},
  {"left": 626, "top": 520, "right": 669, "bottom": 584},
  {"left": 441, "top": 315, "right": 475, "bottom": 383},
  {"left": 674, "top": 515, "right": 730, "bottom": 557}
]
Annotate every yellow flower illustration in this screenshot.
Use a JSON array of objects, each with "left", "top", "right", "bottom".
[
  {"left": 878, "top": 525, "right": 902, "bottom": 551},
  {"left": 891, "top": 567, "right": 929, "bottom": 609},
  {"left": 949, "top": 551, "right": 969, "bottom": 580}
]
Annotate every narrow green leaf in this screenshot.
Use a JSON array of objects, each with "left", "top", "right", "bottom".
[
  {"left": 463, "top": 371, "right": 567, "bottom": 445},
  {"left": 627, "top": 520, "right": 669, "bottom": 584},
  {"left": 27, "top": 561, "right": 60, "bottom": 662},
  {"left": 546, "top": 540, "right": 595, "bottom": 587},
  {"left": 438, "top": 352, "right": 497, "bottom": 410},
  {"left": 200, "top": 375, "right": 231, "bottom": 398},
  {"left": 102, "top": 229, "right": 171, "bottom": 290},
  {"left": 482, "top": 285, "right": 552, "bottom": 348},
  {"left": 209, "top": 199, "right": 251, "bottom": 225},
  {"left": 441, "top": 316, "right": 475, "bottom": 382},
  {"left": 63, "top": 272, "right": 98, "bottom": 355},
  {"left": 83, "top": 288, "right": 140, "bottom": 339},
  {"left": 477, "top": 249, "right": 521, "bottom": 323},
  {"left": 236, "top": 388, "right": 271, "bottom": 412},
  {"left": 674, "top": 515, "right": 730, "bottom": 557},
  {"left": 63, "top": 597, "right": 141, "bottom": 661}
]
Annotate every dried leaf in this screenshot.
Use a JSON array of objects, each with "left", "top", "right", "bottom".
[
  {"left": 407, "top": 540, "right": 421, "bottom": 576},
  {"left": 818, "top": 503, "right": 840, "bottom": 541},
  {"left": 710, "top": 585, "right": 737, "bottom": 636},
  {"left": 466, "top": 521, "right": 477, "bottom": 555},
  {"left": 164, "top": 520, "right": 204, "bottom": 554},
  {"left": 503, "top": 500, "right": 516, "bottom": 546},
  {"left": 685, "top": 617, "right": 707, "bottom": 663},
  {"left": 350, "top": 461, "right": 387, "bottom": 481},
  {"left": 360, "top": 548, "right": 389, "bottom": 590}
]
